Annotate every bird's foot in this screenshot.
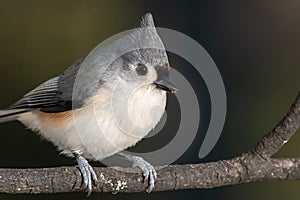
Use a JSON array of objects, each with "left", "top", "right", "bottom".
[
  {"left": 75, "top": 154, "right": 98, "bottom": 196},
  {"left": 132, "top": 156, "right": 157, "bottom": 193},
  {"left": 117, "top": 152, "right": 157, "bottom": 192}
]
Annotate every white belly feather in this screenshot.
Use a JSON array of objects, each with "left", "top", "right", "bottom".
[{"left": 18, "top": 85, "right": 166, "bottom": 160}]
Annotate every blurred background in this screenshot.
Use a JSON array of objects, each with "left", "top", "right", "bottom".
[{"left": 0, "top": 0, "right": 300, "bottom": 199}]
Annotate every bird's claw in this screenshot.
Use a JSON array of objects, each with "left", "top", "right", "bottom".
[
  {"left": 133, "top": 157, "right": 157, "bottom": 193},
  {"left": 76, "top": 155, "right": 98, "bottom": 196}
]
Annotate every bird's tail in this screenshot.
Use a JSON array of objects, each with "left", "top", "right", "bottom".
[{"left": 0, "top": 109, "right": 30, "bottom": 123}]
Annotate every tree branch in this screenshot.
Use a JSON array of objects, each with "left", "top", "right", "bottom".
[{"left": 0, "top": 92, "right": 299, "bottom": 194}]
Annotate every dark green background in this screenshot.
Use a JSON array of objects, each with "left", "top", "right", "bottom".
[{"left": 0, "top": 0, "right": 299, "bottom": 199}]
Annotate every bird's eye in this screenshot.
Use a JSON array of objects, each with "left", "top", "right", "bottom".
[{"left": 135, "top": 63, "right": 148, "bottom": 76}]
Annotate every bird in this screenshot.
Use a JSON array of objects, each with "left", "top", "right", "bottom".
[{"left": 0, "top": 13, "right": 177, "bottom": 195}]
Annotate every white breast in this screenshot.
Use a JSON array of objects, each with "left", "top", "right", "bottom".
[{"left": 18, "top": 85, "right": 166, "bottom": 161}]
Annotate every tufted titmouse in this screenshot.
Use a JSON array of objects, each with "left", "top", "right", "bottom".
[{"left": 0, "top": 13, "right": 177, "bottom": 195}]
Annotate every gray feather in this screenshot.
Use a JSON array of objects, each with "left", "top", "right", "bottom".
[
  {"left": 140, "top": 13, "right": 155, "bottom": 27},
  {"left": 9, "top": 57, "right": 87, "bottom": 112},
  {"left": 0, "top": 109, "right": 30, "bottom": 123}
]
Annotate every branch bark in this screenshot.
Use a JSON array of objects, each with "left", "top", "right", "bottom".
[{"left": 0, "top": 92, "right": 299, "bottom": 194}]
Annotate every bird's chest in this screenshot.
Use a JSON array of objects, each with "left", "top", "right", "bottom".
[
  {"left": 76, "top": 86, "right": 167, "bottom": 159},
  {"left": 91, "top": 86, "right": 167, "bottom": 150}
]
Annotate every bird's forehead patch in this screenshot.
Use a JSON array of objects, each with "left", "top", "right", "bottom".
[{"left": 121, "top": 48, "right": 169, "bottom": 67}]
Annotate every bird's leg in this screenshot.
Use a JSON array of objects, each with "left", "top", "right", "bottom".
[
  {"left": 73, "top": 152, "right": 98, "bottom": 196},
  {"left": 117, "top": 152, "right": 157, "bottom": 193}
]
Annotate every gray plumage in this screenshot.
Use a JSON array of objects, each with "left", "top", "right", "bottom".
[
  {"left": 9, "top": 57, "right": 85, "bottom": 112},
  {"left": 0, "top": 109, "right": 30, "bottom": 123}
]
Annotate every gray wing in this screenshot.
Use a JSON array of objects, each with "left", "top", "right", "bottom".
[{"left": 9, "top": 56, "right": 97, "bottom": 113}]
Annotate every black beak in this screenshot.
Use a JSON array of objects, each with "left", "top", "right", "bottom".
[{"left": 154, "top": 78, "right": 177, "bottom": 94}]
